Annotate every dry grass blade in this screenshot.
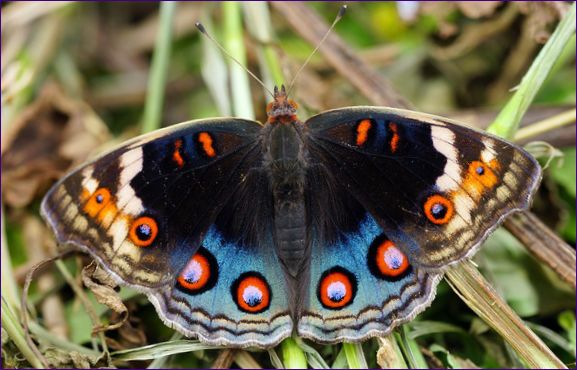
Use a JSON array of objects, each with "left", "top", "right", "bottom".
[
  {"left": 211, "top": 349, "right": 237, "bottom": 369},
  {"left": 446, "top": 261, "right": 567, "bottom": 368},
  {"left": 234, "top": 351, "right": 263, "bottom": 369}
]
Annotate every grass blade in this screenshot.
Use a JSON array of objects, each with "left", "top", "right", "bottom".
[
  {"left": 281, "top": 337, "right": 308, "bottom": 369},
  {"left": 343, "top": 342, "right": 367, "bottom": 369},
  {"left": 488, "top": 3, "right": 576, "bottom": 139},
  {"left": 223, "top": 2, "right": 254, "bottom": 119},
  {"left": 142, "top": 2, "right": 176, "bottom": 133}
]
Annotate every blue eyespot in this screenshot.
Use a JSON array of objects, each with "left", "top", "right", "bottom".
[
  {"left": 327, "top": 281, "right": 346, "bottom": 302},
  {"left": 476, "top": 166, "right": 485, "bottom": 175},
  {"left": 95, "top": 194, "right": 104, "bottom": 203},
  {"left": 431, "top": 203, "right": 447, "bottom": 219},
  {"left": 136, "top": 224, "right": 152, "bottom": 241},
  {"left": 318, "top": 266, "right": 356, "bottom": 309},
  {"left": 243, "top": 287, "right": 263, "bottom": 307}
]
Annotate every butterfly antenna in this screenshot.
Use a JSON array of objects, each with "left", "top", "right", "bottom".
[
  {"left": 195, "top": 22, "right": 275, "bottom": 98},
  {"left": 286, "top": 5, "right": 347, "bottom": 96}
]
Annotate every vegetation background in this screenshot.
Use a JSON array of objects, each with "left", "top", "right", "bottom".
[{"left": 1, "top": 2, "right": 575, "bottom": 368}]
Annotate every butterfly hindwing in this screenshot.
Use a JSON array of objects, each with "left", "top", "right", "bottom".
[
  {"left": 147, "top": 160, "right": 294, "bottom": 347},
  {"left": 299, "top": 173, "right": 441, "bottom": 343},
  {"left": 305, "top": 107, "right": 542, "bottom": 269},
  {"left": 150, "top": 224, "right": 293, "bottom": 347}
]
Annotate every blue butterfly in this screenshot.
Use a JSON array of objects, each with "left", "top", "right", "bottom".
[{"left": 42, "top": 85, "right": 541, "bottom": 347}]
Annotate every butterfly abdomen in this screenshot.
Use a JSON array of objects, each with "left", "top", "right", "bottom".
[{"left": 262, "top": 119, "right": 310, "bottom": 278}]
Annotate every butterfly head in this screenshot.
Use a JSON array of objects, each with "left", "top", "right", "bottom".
[{"left": 266, "top": 85, "right": 299, "bottom": 124}]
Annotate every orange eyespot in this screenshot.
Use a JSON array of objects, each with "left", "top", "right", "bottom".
[
  {"left": 83, "top": 187, "right": 111, "bottom": 218},
  {"left": 356, "top": 119, "right": 373, "bottom": 146},
  {"left": 129, "top": 216, "right": 158, "bottom": 247},
  {"left": 176, "top": 247, "right": 217, "bottom": 295},
  {"left": 375, "top": 240, "right": 410, "bottom": 277},
  {"left": 233, "top": 273, "right": 271, "bottom": 313},
  {"left": 172, "top": 139, "right": 185, "bottom": 168},
  {"left": 389, "top": 122, "right": 400, "bottom": 153},
  {"left": 197, "top": 132, "right": 216, "bottom": 158},
  {"left": 178, "top": 254, "right": 209, "bottom": 291},
  {"left": 318, "top": 267, "right": 356, "bottom": 309},
  {"left": 424, "top": 194, "right": 454, "bottom": 225},
  {"left": 469, "top": 160, "right": 498, "bottom": 188}
]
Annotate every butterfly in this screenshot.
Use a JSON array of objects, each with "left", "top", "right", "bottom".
[{"left": 41, "top": 84, "right": 541, "bottom": 348}]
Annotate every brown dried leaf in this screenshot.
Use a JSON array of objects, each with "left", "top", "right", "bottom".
[
  {"left": 376, "top": 337, "right": 404, "bottom": 368},
  {"left": 107, "top": 301, "right": 148, "bottom": 350},
  {"left": 1, "top": 83, "right": 109, "bottom": 208},
  {"left": 44, "top": 348, "right": 100, "bottom": 369},
  {"left": 81, "top": 263, "right": 128, "bottom": 334}
]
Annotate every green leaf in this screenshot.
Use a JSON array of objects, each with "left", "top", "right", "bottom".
[
  {"left": 111, "top": 339, "right": 213, "bottom": 361},
  {"left": 430, "top": 343, "right": 479, "bottom": 369},
  {"left": 558, "top": 311, "right": 576, "bottom": 355},
  {"left": 550, "top": 147, "right": 577, "bottom": 198},
  {"left": 408, "top": 320, "right": 467, "bottom": 339},
  {"left": 343, "top": 342, "right": 368, "bottom": 369}
]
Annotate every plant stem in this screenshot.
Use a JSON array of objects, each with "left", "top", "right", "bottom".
[{"left": 514, "top": 109, "right": 576, "bottom": 142}]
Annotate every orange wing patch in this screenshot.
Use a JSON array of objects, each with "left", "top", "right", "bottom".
[
  {"left": 389, "top": 122, "right": 400, "bottom": 153},
  {"left": 198, "top": 132, "right": 216, "bottom": 158},
  {"left": 424, "top": 157, "right": 502, "bottom": 225},
  {"left": 177, "top": 253, "right": 211, "bottom": 291},
  {"left": 461, "top": 160, "right": 499, "bottom": 199},
  {"left": 355, "top": 119, "right": 372, "bottom": 146},
  {"left": 172, "top": 139, "right": 185, "bottom": 168},
  {"left": 83, "top": 187, "right": 112, "bottom": 219}
]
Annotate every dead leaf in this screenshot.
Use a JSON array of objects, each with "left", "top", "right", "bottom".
[
  {"left": 1, "top": 83, "right": 110, "bottom": 208},
  {"left": 44, "top": 347, "right": 100, "bottom": 368},
  {"left": 81, "top": 263, "right": 128, "bottom": 334},
  {"left": 107, "top": 301, "right": 148, "bottom": 350}
]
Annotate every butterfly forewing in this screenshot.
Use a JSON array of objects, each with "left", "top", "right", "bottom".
[{"left": 304, "top": 107, "right": 542, "bottom": 269}]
